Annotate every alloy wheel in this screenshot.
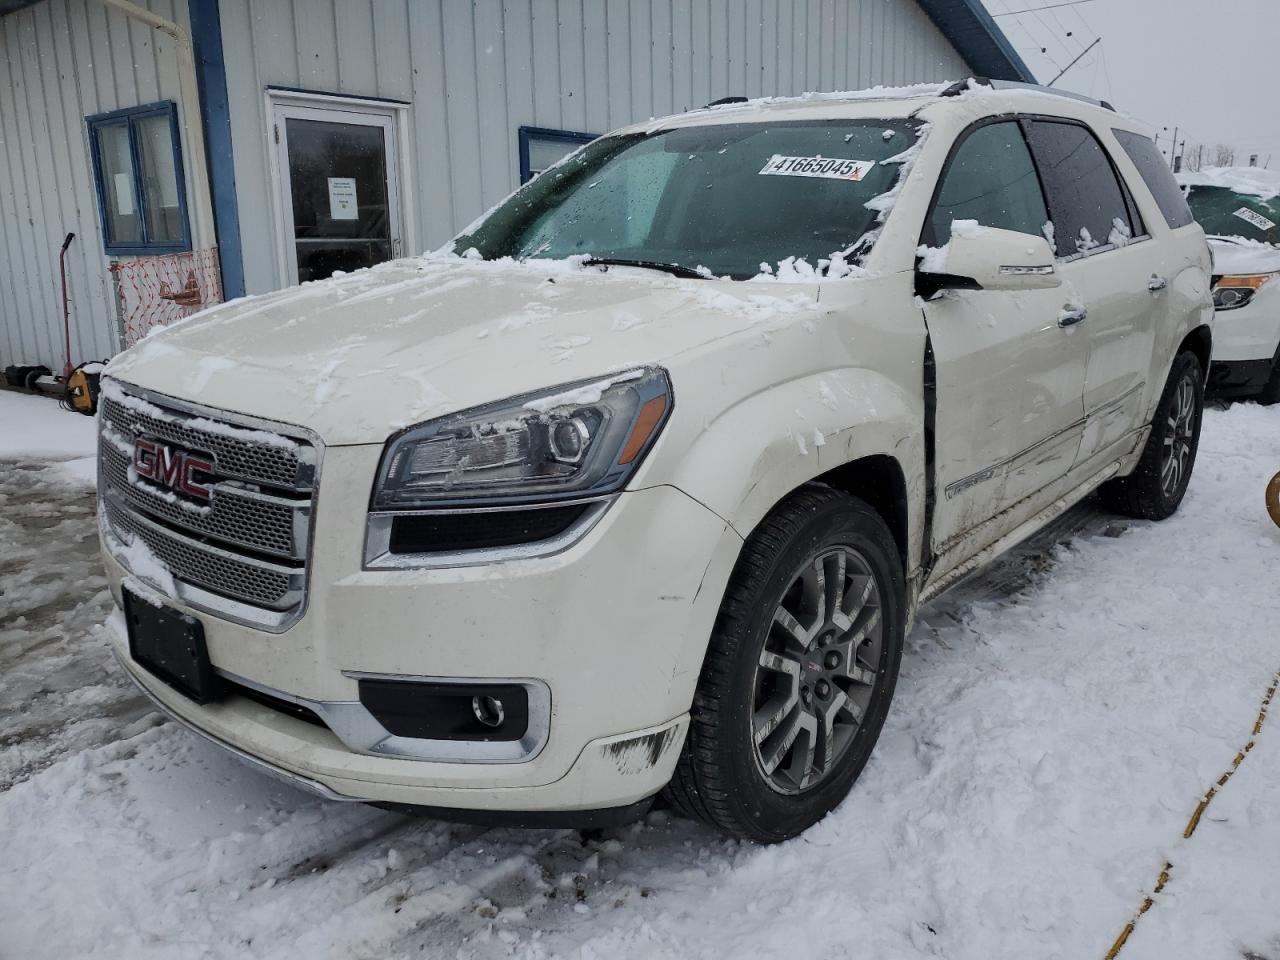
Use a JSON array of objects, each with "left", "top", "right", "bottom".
[
  {"left": 1161, "top": 373, "right": 1197, "bottom": 499},
  {"left": 751, "top": 547, "right": 883, "bottom": 795}
]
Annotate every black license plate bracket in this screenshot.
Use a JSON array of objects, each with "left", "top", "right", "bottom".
[{"left": 123, "top": 587, "right": 222, "bottom": 705}]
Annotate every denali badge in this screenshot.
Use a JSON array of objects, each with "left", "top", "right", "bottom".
[{"left": 133, "top": 438, "right": 214, "bottom": 502}]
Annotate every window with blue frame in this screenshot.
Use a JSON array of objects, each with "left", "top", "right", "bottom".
[
  {"left": 87, "top": 101, "right": 191, "bottom": 254},
  {"left": 518, "top": 126, "right": 598, "bottom": 184}
]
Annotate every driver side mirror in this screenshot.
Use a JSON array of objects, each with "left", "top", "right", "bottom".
[{"left": 917, "top": 224, "right": 1060, "bottom": 298}]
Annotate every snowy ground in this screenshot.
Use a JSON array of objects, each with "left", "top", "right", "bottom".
[{"left": 1, "top": 389, "right": 1278, "bottom": 960}]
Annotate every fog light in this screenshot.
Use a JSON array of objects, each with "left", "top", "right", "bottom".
[
  {"left": 357, "top": 679, "right": 529, "bottom": 741},
  {"left": 472, "top": 694, "right": 505, "bottom": 728}
]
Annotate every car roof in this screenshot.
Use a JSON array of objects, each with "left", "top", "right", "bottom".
[{"left": 613, "top": 78, "right": 1149, "bottom": 138}]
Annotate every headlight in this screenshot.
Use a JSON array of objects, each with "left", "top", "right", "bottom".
[
  {"left": 1213, "top": 273, "right": 1278, "bottom": 311},
  {"left": 371, "top": 367, "right": 672, "bottom": 508}
]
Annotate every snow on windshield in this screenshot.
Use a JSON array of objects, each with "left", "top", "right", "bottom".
[{"left": 455, "top": 119, "right": 924, "bottom": 281}]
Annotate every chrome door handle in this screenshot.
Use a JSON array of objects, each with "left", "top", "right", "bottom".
[
  {"left": 1058, "top": 306, "right": 1088, "bottom": 328},
  {"left": 1148, "top": 276, "right": 1168, "bottom": 292}
]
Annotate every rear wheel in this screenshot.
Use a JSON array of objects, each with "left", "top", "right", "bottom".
[
  {"left": 664, "top": 485, "right": 904, "bottom": 842},
  {"left": 1099, "top": 350, "right": 1204, "bottom": 520}
]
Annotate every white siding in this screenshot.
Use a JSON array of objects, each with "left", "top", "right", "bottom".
[
  {"left": 221, "top": 0, "right": 969, "bottom": 296},
  {"left": 0, "top": 0, "right": 197, "bottom": 367}
]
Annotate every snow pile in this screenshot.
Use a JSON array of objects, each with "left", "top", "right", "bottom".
[
  {"left": 0, "top": 389, "right": 97, "bottom": 485},
  {"left": 1178, "top": 165, "right": 1280, "bottom": 200},
  {"left": 916, "top": 242, "right": 949, "bottom": 274},
  {"left": 0, "top": 390, "right": 97, "bottom": 461}
]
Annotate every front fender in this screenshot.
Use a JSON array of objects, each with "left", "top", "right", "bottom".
[{"left": 653, "top": 367, "right": 926, "bottom": 568}]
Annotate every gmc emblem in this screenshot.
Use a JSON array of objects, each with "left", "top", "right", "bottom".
[{"left": 133, "top": 438, "right": 214, "bottom": 502}]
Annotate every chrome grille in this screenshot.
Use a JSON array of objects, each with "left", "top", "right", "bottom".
[
  {"left": 100, "top": 441, "right": 302, "bottom": 559},
  {"left": 99, "top": 381, "right": 319, "bottom": 630},
  {"left": 105, "top": 499, "right": 299, "bottom": 609},
  {"left": 101, "top": 394, "right": 312, "bottom": 488}
]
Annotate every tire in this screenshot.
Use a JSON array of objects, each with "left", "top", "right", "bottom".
[
  {"left": 1099, "top": 350, "right": 1204, "bottom": 520},
  {"left": 663, "top": 484, "right": 905, "bottom": 843}
]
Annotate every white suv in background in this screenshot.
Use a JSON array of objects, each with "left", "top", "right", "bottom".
[
  {"left": 100, "top": 80, "right": 1213, "bottom": 842},
  {"left": 1178, "top": 167, "right": 1280, "bottom": 403}
]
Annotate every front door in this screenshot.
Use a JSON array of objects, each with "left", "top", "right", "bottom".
[
  {"left": 272, "top": 101, "right": 402, "bottom": 285},
  {"left": 920, "top": 119, "right": 1090, "bottom": 574}
]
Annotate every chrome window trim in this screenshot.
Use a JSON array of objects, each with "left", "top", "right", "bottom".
[
  {"left": 363, "top": 496, "right": 614, "bottom": 570},
  {"left": 1055, "top": 232, "right": 1151, "bottom": 264},
  {"left": 222, "top": 667, "right": 552, "bottom": 763},
  {"left": 99, "top": 379, "right": 324, "bottom": 633}
]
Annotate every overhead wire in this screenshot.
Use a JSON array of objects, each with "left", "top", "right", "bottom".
[{"left": 985, "top": 0, "right": 1067, "bottom": 74}]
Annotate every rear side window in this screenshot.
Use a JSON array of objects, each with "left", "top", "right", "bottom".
[
  {"left": 1024, "top": 120, "right": 1135, "bottom": 258},
  {"left": 927, "top": 121, "right": 1049, "bottom": 246},
  {"left": 1112, "top": 129, "right": 1196, "bottom": 229}
]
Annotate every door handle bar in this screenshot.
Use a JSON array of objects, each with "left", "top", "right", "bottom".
[{"left": 1058, "top": 306, "right": 1088, "bottom": 328}]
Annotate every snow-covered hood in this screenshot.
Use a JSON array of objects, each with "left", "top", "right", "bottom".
[
  {"left": 104, "top": 256, "right": 822, "bottom": 445},
  {"left": 1208, "top": 236, "right": 1280, "bottom": 277},
  {"left": 1178, "top": 166, "right": 1280, "bottom": 201}
]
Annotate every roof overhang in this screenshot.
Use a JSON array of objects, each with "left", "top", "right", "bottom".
[
  {"left": 0, "top": 0, "right": 44, "bottom": 14},
  {"left": 916, "top": 0, "right": 1036, "bottom": 83}
]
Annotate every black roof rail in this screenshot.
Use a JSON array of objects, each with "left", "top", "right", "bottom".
[
  {"left": 939, "top": 77, "right": 1116, "bottom": 112},
  {"left": 706, "top": 95, "right": 748, "bottom": 108}
]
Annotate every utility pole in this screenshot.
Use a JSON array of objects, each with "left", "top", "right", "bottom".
[
  {"left": 1049, "top": 37, "right": 1102, "bottom": 85},
  {"left": 1167, "top": 127, "right": 1179, "bottom": 171}
]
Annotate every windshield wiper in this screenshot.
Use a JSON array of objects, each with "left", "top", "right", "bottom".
[{"left": 581, "top": 256, "right": 708, "bottom": 280}]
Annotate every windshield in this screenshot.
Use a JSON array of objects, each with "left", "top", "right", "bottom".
[
  {"left": 1184, "top": 185, "right": 1279, "bottom": 246},
  {"left": 456, "top": 119, "right": 920, "bottom": 280}
]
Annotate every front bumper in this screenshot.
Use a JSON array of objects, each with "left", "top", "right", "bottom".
[
  {"left": 1208, "top": 356, "right": 1276, "bottom": 398},
  {"left": 102, "top": 475, "right": 743, "bottom": 812},
  {"left": 1210, "top": 292, "right": 1280, "bottom": 364}
]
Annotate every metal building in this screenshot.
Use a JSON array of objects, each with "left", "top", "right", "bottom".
[{"left": 0, "top": 0, "right": 1031, "bottom": 370}]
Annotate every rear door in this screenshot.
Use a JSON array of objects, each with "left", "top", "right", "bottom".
[
  {"left": 920, "top": 119, "right": 1090, "bottom": 570},
  {"left": 1022, "top": 119, "right": 1165, "bottom": 467}
]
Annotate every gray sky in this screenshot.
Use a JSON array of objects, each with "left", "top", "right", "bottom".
[{"left": 979, "top": 0, "right": 1280, "bottom": 169}]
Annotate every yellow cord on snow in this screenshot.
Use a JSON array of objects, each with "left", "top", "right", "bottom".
[{"left": 1104, "top": 672, "right": 1277, "bottom": 959}]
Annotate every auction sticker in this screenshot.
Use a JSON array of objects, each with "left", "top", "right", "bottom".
[
  {"left": 1233, "top": 206, "right": 1277, "bottom": 231},
  {"left": 759, "top": 155, "right": 874, "bottom": 181}
]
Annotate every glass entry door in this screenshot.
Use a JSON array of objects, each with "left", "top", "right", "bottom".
[{"left": 272, "top": 101, "right": 402, "bottom": 284}]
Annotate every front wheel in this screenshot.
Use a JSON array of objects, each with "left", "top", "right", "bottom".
[
  {"left": 1099, "top": 350, "right": 1204, "bottom": 520},
  {"left": 663, "top": 485, "right": 905, "bottom": 843}
]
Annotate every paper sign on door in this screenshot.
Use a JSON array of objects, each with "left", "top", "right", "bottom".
[{"left": 328, "top": 177, "right": 358, "bottom": 220}]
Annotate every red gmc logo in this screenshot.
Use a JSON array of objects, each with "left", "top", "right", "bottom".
[{"left": 133, "top": 438, "right": 214, "bottom": 502}]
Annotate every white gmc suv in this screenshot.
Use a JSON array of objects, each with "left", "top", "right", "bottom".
[{"left": 100, "top": 80, "right": 1213, "bottom": 842}]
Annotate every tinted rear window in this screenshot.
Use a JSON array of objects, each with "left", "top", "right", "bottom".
[{"left": 1112, "top": 129, "right": 1196, "bottom": 229}]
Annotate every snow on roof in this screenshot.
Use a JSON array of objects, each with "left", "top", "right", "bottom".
[
  {"left": 1177, "top": 166, "right": 1280, "bottom": 200},
  {"left": 709, "top": 81, "right": 953, "bottom": 109}
]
